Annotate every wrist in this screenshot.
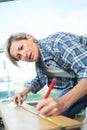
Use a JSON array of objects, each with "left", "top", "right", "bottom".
[{"left": 24, "top": 86, "right": 32, "bottom": 95}]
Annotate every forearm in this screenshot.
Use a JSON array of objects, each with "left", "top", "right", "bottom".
[
  {"left": 60, "top": 78, "right": 87, "bottom": 110},
  {"left": 23, "top": 86, "right": 33, "bottom": 95}
]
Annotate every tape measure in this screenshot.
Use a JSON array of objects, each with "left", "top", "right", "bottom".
[{"left": 17, "top": 103, "right": 65, "bottom": 129}]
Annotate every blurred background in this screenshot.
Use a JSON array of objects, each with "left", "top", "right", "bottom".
[{"left": 0, "top": 0, "right": 87, "bottom": 100}]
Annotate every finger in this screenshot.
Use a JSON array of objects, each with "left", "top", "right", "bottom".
[
  {"left": 38, "top": 104, "right": 53, "bottom": 115},
  {"left": 36, "top": 99, "right": 49, "bottom": 111},
  {"left": 21, "top": 95, "right": 26, "bottom": 101},
  {"left": 37, "top": 99, "right": 58, "bottom": 116},
  {"left": 45, "top": 108, "right": 59, "bottom": 116},
  {"left": 13, "top": 96, "right": 18, "bottom": 105},
  {"left": 17, "top": 96, "right": 23, "bottom": 105}
]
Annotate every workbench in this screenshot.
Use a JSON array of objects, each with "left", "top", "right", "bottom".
[{"left": 0, "top": 101, "right": 82, "bottom": 130}]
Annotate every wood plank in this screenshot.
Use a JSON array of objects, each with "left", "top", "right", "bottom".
[{"left": 0, "top": 101, "right": 82, "bottom": 130}]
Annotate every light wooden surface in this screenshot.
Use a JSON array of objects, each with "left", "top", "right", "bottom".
[{"left": 0, "top": 101, "right": 82, "bottom": 130}]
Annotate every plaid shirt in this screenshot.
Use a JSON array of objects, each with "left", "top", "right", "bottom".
[{"left": 27, "top": 32, "right": 87, "bottom": 93}]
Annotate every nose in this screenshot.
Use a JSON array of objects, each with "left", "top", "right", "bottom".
[{"left": 21, "top": 51, "right": 27, "bottom": 60}]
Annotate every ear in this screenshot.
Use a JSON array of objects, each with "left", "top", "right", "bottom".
[{"left": 26, "top": 34, "right": 33, "bottom": 39}]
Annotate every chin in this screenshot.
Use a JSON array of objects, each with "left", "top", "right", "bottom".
[
  {"left": 34, "top": 59, "right": 38, "bottom": 62},
  {"left": 34, "top": 56, "right": 38, "bottom": 62}
]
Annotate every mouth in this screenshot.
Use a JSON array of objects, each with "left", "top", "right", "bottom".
[{"left": 29, "top": 52, "right": 33, "bottom": 60}]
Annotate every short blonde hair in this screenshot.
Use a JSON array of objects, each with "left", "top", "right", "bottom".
[{"left": 4, "top": 32, "right": 38, "bottom": 66}]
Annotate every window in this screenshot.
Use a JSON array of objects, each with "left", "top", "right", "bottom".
[{"left": 0, "top": 50, "right": 14, "bottom": 99}]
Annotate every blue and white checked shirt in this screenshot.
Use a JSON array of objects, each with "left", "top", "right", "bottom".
[{"left": 27, "top": 32, "right": 87, "bottom": 94}]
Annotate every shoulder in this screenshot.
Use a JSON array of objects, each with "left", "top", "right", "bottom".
[{"left": 38, "top": 32, "right": 64, "bottom": 44}]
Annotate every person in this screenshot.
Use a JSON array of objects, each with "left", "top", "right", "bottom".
[{"left": 4, "top": 32, "right": 87, "bottom": 118}]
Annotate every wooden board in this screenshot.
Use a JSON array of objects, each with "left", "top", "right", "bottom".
[{"left": 0, "top": 101, "right": 82, "bottom": 130}]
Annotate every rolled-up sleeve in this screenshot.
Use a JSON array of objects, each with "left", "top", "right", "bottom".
[{"left": 27, "top": 75, "right": 47, "bottom": 94}]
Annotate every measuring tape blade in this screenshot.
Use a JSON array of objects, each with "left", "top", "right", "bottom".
[{"left": 17, "top": 103, "right": 65, "bottom": 128}]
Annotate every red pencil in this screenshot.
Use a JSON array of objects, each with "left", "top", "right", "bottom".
[{"left": 44, "top": 78, "right": 57, "bottom": 99}]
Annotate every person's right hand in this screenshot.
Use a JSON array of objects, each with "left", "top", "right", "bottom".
[{"left": 13, "top": 91, "right": 27, "bottom": 105}]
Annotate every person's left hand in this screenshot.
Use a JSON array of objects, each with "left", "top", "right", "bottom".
[{"left": 36, "top": 97, "right": 65, "bottom": 116}]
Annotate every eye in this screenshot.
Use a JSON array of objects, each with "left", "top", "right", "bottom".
[
  {"left": 17, "top": 54, "right": 21, "bottom": 60},
  {"left": 18, "top": 45, "right": 23, "bottom": 50}
]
